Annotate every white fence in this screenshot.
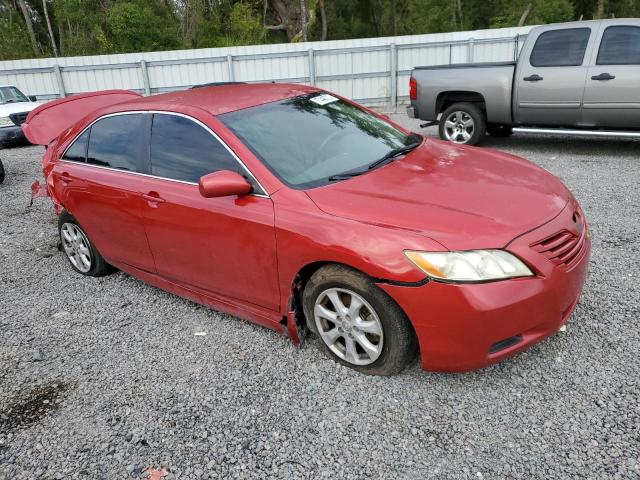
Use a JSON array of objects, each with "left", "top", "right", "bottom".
[{"left": 0, "top": 25, "right": 533, "bottom": 108}]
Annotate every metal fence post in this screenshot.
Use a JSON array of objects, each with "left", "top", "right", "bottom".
[
  {"left": 467, "top": 38, "right": 475, "bottom": 63},
  {"left": 308, "top": 49, "right": 316, "bottom": 85},
  {"left": 227, "top": 54, "right": 235, "bottom": 82},
  {"left": 390, "top": 43, "right": 397, "bottom": 111},
  {"left": 140, "top": 60, "right": 151, "bottom": 95},
  {"left": 53, "top": 64, "right": 66, "bottom": 97}
]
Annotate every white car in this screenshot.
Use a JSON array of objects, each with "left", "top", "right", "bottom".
[{"left": 0, "top": 85, "right": 41, "bottom": 147}]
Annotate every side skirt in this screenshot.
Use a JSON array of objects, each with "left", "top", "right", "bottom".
[{"left": 111, "top": 261, "right": 289, "bottom": 337}]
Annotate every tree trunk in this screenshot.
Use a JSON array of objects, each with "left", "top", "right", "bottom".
[
  {"left": 456, "top": 0, "right": 463, "bottom": 30},
  {"left": 17, "top": 0, "right": 40, "bottom": 55},
  {"left": 42, "top": 0, "right": 59, "bottom": 56},
  {"left": 391, "top": 0, "right": 397, "bottom": 36},
  {"left": 595, "top": 0, "right": 605, "bottom": 19},
  {"left": 57, "top": 19, "right": 65, "bottom": 55},
  {"left": 518, "top": 3, "right": 533, "bottom": 27},
  {"left": 300, "top": 0, "right": 307, "bottom": 41},
  {"left": 319, "top": 0, "right": 327, "bottom": 41}
]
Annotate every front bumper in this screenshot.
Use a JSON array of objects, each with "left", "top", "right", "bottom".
[
  {"left": 0, "top": 126, "right": 26, "bottom": 146},
  {"left": 380, "top": 203, "right": 591, "bottom": 372}
]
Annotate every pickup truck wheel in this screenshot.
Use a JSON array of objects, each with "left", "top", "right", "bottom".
[
  {"left": 487, "top": 124, "right": 513, "bottom": 137},
  {"left": 439, "top": 103, "right": 486, "bottom": 146}
]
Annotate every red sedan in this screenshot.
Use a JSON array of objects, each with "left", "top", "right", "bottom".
[{"left": 25, "top": 84, "right": 590, "bottom": 375}]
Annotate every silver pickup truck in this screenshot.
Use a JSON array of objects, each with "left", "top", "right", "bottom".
[{"left": 408, "top": 19, "right": 640, "bottom": 145}]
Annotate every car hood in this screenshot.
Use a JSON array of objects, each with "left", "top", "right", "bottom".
[
  {"left": 305, "top": 139, "right": 570, "bottom": 251},
  {"left": 0, "top": 101, "right": 40, "bottom": 117}
]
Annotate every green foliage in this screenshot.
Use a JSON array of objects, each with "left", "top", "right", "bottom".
[
  {"left": 197, "top": 1, "right": 266, "bottom": 48},
  {"left": 488, "top": 0, "right": 574, "bottom": 28},
  {"left": 0, "top": 12, "right": 33, "bottom": 60},
  {"left": 2, "top": 0, "right": 640, "bottom": 60},
  {"left": 106, "top": 1, "right": 180, "bottom": 53}
]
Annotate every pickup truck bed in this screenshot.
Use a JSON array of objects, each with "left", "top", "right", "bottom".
[{"left": 409, "top": 62, "right": 516, "bottom": 126}]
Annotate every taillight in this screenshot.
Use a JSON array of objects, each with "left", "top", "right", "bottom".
[{"left": 409, "top": 77, "right": 417, "bottom": 100}]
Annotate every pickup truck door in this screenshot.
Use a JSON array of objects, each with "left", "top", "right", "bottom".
[
  {"left": 582, "top": 21, "right": 640, "bottom": 128},
  {"left": 514, "top": 26, "right": 596, "bottom": 126}
]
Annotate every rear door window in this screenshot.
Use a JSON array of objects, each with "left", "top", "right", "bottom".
[
  {"left": 597, "top": 26, "right": 640, "bottom": 65},
  {"left": 62, "top": 130, "right": 89, "bottom": 162},
  {"left": 149, "top": 113, "right": 243, "bottom": 184},
  {"left": 87, "top": 114, "right": 145, "bottom": 171},
  {"left": 530, "top": 28, "right": 591, "bottom": 67}
]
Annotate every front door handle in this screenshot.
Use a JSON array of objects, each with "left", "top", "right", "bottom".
[
  {"left": 142, "top": 192, "right": 165, "bottom": 207},
  {"left": 523, "top": 74, "right": 544, "bottom": 82},
  {"left": 591, "top": 72, "right": 615, "bottom": 81}
]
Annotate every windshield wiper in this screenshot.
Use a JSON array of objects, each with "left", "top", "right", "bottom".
[
  {"left": 327, "top": 134, "right": 422, "bottom": 182},
  {"left": 367, "top": 136, "right": 422, "bottom": 171},
  {"left": 328, "top": 170, "right": 367, "bottom": 181}
]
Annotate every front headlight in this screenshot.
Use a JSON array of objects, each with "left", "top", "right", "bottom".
[
  {"left": 0, "top": 116, "right": 13, "bottom": 127},
  {"left": 404, "top": 249, "right": 534, "bottom": 282}
]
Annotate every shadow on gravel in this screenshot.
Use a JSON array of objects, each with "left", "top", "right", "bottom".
[
  {"left": 0, "top": 381, "right": 72, "bottom": 432},
  {"left": 482, "top": 135, "right": 640, "bottom": 157}
]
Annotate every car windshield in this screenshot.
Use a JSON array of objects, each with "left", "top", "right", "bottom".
[
  {"left": 0, "top": 86, "right": 28, "bottom": 104},
  {"left": 219, "top": 93, "right": 421, "bottom": 189}
]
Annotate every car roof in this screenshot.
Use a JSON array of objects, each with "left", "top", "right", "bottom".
[{"left": 120, "top": 82, "right": 321, "bottom": 116}]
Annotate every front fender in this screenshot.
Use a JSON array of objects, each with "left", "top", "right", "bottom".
[{"left": 272, "top": 189, "right": 445, "bottom": 309}]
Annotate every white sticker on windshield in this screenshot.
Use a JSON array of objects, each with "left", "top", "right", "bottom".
[{"left": 310, "top": 94, "right": 339, "bottom": 106}]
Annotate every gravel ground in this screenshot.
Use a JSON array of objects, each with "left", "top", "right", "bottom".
[{"left": 1, "top": 119, "right": 639, "bottom": 480}]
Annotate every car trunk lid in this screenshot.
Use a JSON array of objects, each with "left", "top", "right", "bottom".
[{"left": 22, "top": 90, "right": 141, "bottom": 146}]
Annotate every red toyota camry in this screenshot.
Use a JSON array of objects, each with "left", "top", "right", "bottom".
[{"left": 25, "top": 84, "right": 590, "bottom": 375}]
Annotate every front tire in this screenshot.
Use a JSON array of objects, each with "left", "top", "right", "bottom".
[
  {"left": 439, "top": 102, "right": 486, "bottom": 146},
  {"left": 58, "top": 212, "right": 114, "bottom": 277},
  {"left": 303, "top": 265, "right": 417, "bottom": 376}
]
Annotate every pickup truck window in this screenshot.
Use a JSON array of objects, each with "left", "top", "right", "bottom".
[
  {"left": 0, "top": 86, "right": 28, "bottom": 104},
  {"left": 530, "top": 28, "right": 591, "bottom": 67},
  {"left": 597, "top": 26, "right": 640, "bottom": 65}
]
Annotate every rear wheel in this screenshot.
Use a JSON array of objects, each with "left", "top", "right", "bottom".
[
  {"left": 487, "top": 124, "right": 513, "bottom": 137},
  {"left": 302, "top": 265, "right": 417, "bottom": 376},
  {"left": 58, "top": 212, "right": 114, "bottom": 277},
  {"left": 0, "top": 159, "right": 4, "bottom": 184},
  {"left": 439, "top": 102, "right": 486, "bottom": 146}
]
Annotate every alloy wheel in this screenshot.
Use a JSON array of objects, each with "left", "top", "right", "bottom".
[
  {"left": 61, "top": 223, "right": 92, "bottom": 273},
  {"left": 444, "top": 110, "right": 475, "bottom": 143},
  {"left": 314, "top": 288, "right": 384, "bottom": 366}
]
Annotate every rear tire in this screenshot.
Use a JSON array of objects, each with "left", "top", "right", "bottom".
[
  {"left": 487, "top": 124, "right": 513, "bottom": 137},
  {"left": 438, "top": 102, "right": 486, "bottom": 146},
  {"left": 58, "top": 211, "right": 115, "bottom": 277},
  {"left": 0, "top": 159, "right": 5, "bottom": 184},
  {"left": 303, "top": 264, "right": 417, "bottom": 376}
]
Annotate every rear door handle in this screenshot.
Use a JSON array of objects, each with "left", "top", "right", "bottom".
[
  {"left": 142, "top": 192, "right": 165, "bottom": 206},
  {"left": 523, "top": 74, "right": 544, "bottom": 82},
  {"left": 60, "top": 172, "right": 72, "bottom": 183},
  {"left": 591, "top": 72, "right": 615, "bottom": 81}
]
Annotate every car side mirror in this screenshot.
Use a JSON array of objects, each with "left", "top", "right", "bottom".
[
  {"left": 28, "top": 95, "right": 37, "bottom": 102},
  {"left": 198, "top": 170, "right": 252, "bottom": 198}
]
